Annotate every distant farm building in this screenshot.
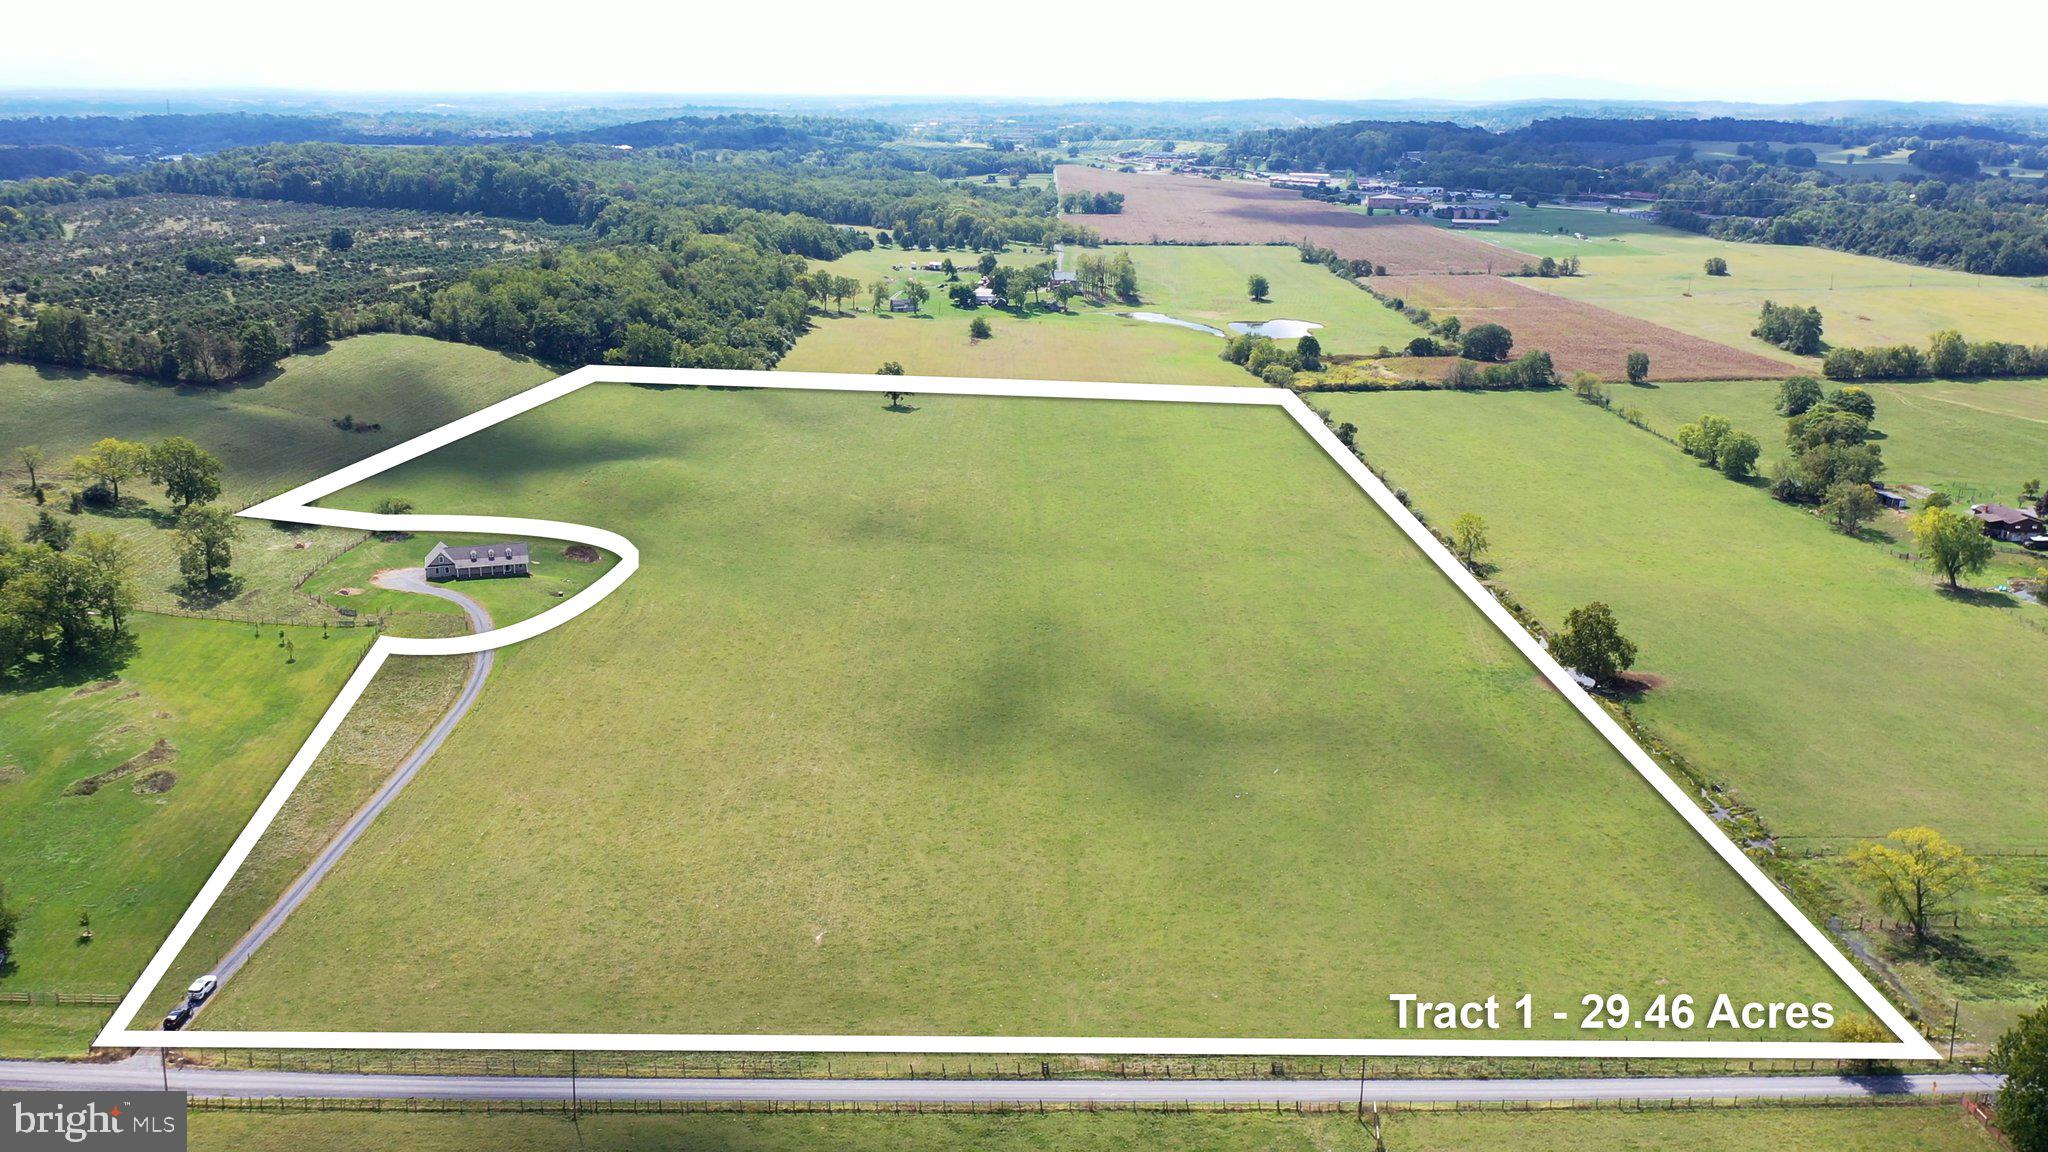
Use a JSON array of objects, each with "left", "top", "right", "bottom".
[
  {"left": 1873, "top": 486, "right": 1910, "bottom": 511},
  {"left": 426, "top": 541, "right": 531, "bottom": 581},
  {"left": 1269, "top": 172, "right": 1337, "bottom": 190},
  {"left": 888, "top": 295, "right": 915, "bottom": 313}
]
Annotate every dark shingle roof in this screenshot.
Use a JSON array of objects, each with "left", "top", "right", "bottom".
[{"left": 426, "top": 541, "right": 530, "bottom": 571}]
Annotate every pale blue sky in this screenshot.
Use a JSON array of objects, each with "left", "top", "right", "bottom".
[{"left": 7, "top": 0, "right": 2045, "bottom": 106}]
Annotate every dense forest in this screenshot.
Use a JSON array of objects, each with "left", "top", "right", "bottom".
[{"left": 0, "top": 124, "right": 1090, "bottom": 382}]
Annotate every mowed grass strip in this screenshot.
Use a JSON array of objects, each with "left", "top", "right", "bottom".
[
  {"left": 183, "top": 1104, "right": 2001, "bottom": 1152},
  {"left": 0, "top": 614, "right": 370, "bottom": 1053},
  {"left": 1322, "top": 389, "right": 2048, "bottom": 846},
  {"left": 201, "top": 384, "right": 1851, "bottom": 1038},
  {"left": 1459, "top": 206, "right": 2048, "bottom": 356},
  {"left": 1056, "top": 165, "right": 1520, "bottom": 275}
]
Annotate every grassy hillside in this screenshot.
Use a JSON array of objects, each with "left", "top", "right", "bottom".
[
  {"left": 1465, "top": 207, "right": 2048, "bottom": 359},
  {"left": 0, "top": 614, "right": 370, "bottom": 1054},
  {"left": 194, "top": 383, "right": 1853, "bottom": 1039},
  {"left": 0, "top": 336, "right": 557, "bottom": 622},
  {"left": 1324, "top": 388, "right": 2048, "bottom": 846},
  {"left": 186, "top": 1104, "right": 1998, "bottom": 1152}
]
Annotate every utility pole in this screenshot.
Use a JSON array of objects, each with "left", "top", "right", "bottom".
[
  {"left": 570, "top": 1050, "right": 579, "bottom": 1114},
  {"left": 1950, "top": 1002, "right": 1961, "bottom": 1061}
]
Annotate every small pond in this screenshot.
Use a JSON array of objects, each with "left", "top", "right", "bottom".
[
  {"left": 1227, "top": 318, "right": 1324, "bottom": 339},
  {"left": 1117, "top": 311, "right": 1226, "bottom": 337}
]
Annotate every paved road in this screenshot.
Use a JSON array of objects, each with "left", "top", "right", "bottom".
[
  {"left": 189, "top": 570, "right": 494, "bottom": 1011},
  {"left": 0, "top": 1054, "right": 2003, "bottom": 1104}
]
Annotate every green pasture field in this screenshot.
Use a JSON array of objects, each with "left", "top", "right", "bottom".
[
  {"left": 189, "top": 383, "right": 1853, "bottom": 1038},
  {"left": 0, "top": 336, "right": 556, "bottom": 623},
  {"left": 1322, "top": 389, "right": 2048, "bottom": 847},
  {"left": 780, "top": 245, "right": 1423, "bottom": 384},
  {"left": 138, "top": 641, "right": 470, "bottom": 1027},
  {"left": 1114, "top": 244, "right": 1430, "bottom": 354},
  {"left": 1615, "top": 376, "right": 2048, "bottom": 500},
  {"left": 184, "top": 1103, "right": 1998, "bottom": 1152},
  {"left": 0, "top": 613, "right": 369, "bottom": 1054},
  {"left": 1461, "top": 206, "right": 2048, "bottom": 357}
]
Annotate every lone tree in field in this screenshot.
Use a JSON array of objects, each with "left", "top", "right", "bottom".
[
  {"left": 968, "top": 317, "right": 992, "bottom": 340},
  {"left": 882, "top": 390, "right": 913, "bottom": 410},
  {"left": 143, "top": 437, "right": 223, "bottom": 512},
  {"left": 869, "top": 280, "right": 890, "bottom": 313},
  {"left": 16, "top": 444, "right": 45, "bottom": 499},
  {"left": 1625, "top": 351, "right": 1650, "bottom": 385},
  {"left": 1911, "top": 505, "right": 1994, "bottom": 587},
  {"left": 1296, "top": 333, "right": 1322, "bottom": 370},
  {"left": 1459, "top": 323, "right": 1514, "bottom": 362},
  {"left": 72, "top": 438, "right": 146, "bottom": 504},
  {"left": 1247, "top": 273, "right": 1270, "bottom": 302},
  {"left": 875, "top": 362, "right": 905, "bottom": 376},
  {"left": 175, "top": 504, "right": 240, "bottom": 588},
  {"left": 1550, "top": 601, "right": 1637, "bottom": 686},
  {"left": 1449, "top": 513, "right": 1489, "bottom": 568},
  {"left": 1994, "top": 1004, "right": 2048, "bottom": 1152},
  {"left": 901, "top": 280, "right": 930, "bottom": 315},
  {"left": 1849, "top": 827, "right": 1978, "bottom": 945},
  {"left": 1703, "top": 256, "right": 1729, "bottom": 276}
]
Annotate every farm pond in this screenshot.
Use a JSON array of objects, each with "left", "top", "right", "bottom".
[{"left": 1117, "top": 312, "right": 1324, "bottom": 339}]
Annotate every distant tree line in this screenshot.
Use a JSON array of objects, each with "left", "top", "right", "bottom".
[
  {"left": 1, "top": 133, "right": 1093, "bottom": 381},
  {"left": 1822, "top": 329, "right": 2048, "bottom": 381}
]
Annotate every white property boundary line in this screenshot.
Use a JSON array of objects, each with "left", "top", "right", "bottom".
[{"left": 97, "top": 366, "right": 1936, "bottom": 1060}]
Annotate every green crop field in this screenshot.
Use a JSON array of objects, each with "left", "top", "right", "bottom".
[
  {"left": 1463, "top": 207, "right": 2048, "bottom": 358},
  {"left": 0, "top": 336, "right": 557, "bottom": 623},
  {"left": 183, "top": 1104, "right": 1998, "bottom": 1152},
  {"left": 185, "top": 383, "right": 1854, "bottom": 1039},
  {"left": 1321, "top": 388, "right": 2048, "bottom": 847},
  {"left": 780, "top": 245, "right": 1423, "bottom": 384},
  {"left": 1615, "top": 377, "right": 2048, "bottom": 502},
  {"left": 0, "top": 614, "right": 370, "bottom": 1055}
]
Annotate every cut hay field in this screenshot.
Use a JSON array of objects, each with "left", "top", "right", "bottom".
[
  {"left": 0, "top": 614, "right": 369, "bottom": 1054},
  {"left": 782, "top": 246, "right": 1427, "bottom": 381},
  {"left": 1322, "top": 388, "right": 2048, "bottom": 847},
  {"left": 187, "top": 383, "right": 1854, "bottom": 1039},
  {"left": 0, "top": 336, "right": 556, "bottom": 622},
  {"left": 1056, "top": 165, "right": 1516, "bottom": 275},
  {"left": 1457, "top": 206, "right": 2048, "bottom": 357},
  {"left": 183, "top": 1104, "right": 2000, "bottom": 1152},
  {"left": 1371, "top": 274, "right": 1799, "bottom": 382},
  {"left": 1617, "top": 377, "right": 2048, "bottom": 502}
]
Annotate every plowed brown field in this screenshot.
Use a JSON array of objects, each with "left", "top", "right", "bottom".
[
  {"left": 1374, "top": 275, "right": 1801, "bottom": 381},
  {"left": 1057, "top": 165, "right": 1522, "bottom": 275}
]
